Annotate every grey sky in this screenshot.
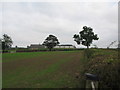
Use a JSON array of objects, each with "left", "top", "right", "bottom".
[{"left": 1, "top": 1, "right": 118, "bottom": 48}]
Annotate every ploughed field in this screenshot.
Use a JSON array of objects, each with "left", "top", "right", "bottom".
[{"left": 2, "top": 51, "right": 84, "bottom": 88}]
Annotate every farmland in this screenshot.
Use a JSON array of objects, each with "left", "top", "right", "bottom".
[
  {"left": 2, "top": 49, "right": 119, "bottom": 88},
  {"left": 2, "top": 51, "right": 84, "bottom": 88}
]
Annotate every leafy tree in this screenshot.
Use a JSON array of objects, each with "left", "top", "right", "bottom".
[
  {"left": 42, "top": 35, "right": 60, "bottom": 51},
  {"left": 73, "top": 26, "right": 99, "bottom": 49},
  {"left": 0, "top": 34, "right": 13, "bottom": 51}
]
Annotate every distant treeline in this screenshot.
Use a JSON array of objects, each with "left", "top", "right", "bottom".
[{"left": 2, "top": 48, "right": 85, "bottom": 53}]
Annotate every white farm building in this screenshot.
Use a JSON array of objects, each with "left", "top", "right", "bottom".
[
  {"left": 29, "top": 44, "right": 76, "bottom": 49},
  {"left": 54, "top": 44, "right": 76, "bottom": 49}
]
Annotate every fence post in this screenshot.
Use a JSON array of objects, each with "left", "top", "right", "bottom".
[{"left": 85, "top": 73, "right": 99, "bottom": 90}]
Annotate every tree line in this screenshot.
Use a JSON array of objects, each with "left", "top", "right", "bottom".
[{"left": 0, "top": 26, "right": 99, "bottom": 51}]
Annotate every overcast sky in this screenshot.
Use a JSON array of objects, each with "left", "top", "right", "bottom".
[{"left": 0, "top": 1, "right": 118, "bottom": 48}]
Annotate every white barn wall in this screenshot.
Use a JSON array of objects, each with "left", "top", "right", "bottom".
[{"left": 54, "top": 45, "right": 75, "bottom": 48}]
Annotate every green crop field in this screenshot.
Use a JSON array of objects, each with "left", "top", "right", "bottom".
[
  {"left": 2, "top": 51, "right": 85, "bottom": 88},
  {"left": 2, "top": 49, "right": 119, "bottom": 88}
]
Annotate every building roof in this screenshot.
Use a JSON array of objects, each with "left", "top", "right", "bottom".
[{"left": 30, "top": 44, "right": 44, "bottom": 48}]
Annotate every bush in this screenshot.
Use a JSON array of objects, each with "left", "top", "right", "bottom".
[
  {"left": 84, "top": 49, "right": 95, "bottom": 60},
  {"left": 84, "top": 49, "right": 120, "bottom": 89}
]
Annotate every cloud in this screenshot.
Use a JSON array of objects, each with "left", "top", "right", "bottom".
[{"left": 1, "top": 2, "right": 118, "bottom": 48}]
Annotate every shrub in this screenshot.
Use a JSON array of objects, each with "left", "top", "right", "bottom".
[
  {"left": 84, "top": 50, "right": 120, "bottom": 89},
  {"left": 84, "top": 49, "right": 95, "bottom": 60}
]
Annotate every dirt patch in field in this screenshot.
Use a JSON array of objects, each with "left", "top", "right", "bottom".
[{"left": 54, "top": 52, "right": 83, "bottom": 76}]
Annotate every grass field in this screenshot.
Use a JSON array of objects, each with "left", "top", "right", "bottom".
[
  {"left": 2, "top": 49, "right": 119, "bottom": 88},
  {"left": 2, "top": 51, "right": 84, "bottom": 88}
]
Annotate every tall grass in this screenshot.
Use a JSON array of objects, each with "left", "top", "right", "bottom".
[{"left": 83, "top": 49, "right": 120, "bottom": 89}]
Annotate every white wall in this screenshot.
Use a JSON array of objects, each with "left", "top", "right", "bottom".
[{"left": 54, "top": 45, "right": 75, "bottom": 48}]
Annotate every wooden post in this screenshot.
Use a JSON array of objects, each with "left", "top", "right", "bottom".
[
  {"left": 85, "top": 80, "right": 98, "bottom": 90},
  {"left": 91, "top": 81, "right": 95, "bottom": 90},
  {"left": 85, "top": 73, "right": 99, "bottom": 90}
]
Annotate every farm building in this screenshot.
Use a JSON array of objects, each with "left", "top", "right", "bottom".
[
  {"left": 29, "top": 44, "right": 46, "bottom": 50},
  {"left": 29, "top": 44, "right": 76, "bottom": 49},
  {"left": 54, "top": 44, "right": 76, "bottom": 48}
]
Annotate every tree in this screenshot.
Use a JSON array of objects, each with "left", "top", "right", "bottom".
[
  {"left": 73, "top": 26, "right": 99, "bottom": 49},
  {"left": 42, "top": 35, "right": 60, "bottom": 51},
  {"left": 0, "top": 34, "right": 13, "bottom": 51}
]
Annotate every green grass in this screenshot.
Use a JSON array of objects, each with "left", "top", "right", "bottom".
[
  {"left": 2, "top": 52, "right": 45, "bottom": 63},
  {"left": 2, "top": 51, "right": 78, "bottom": 63},
  {"left": 3, "top": 49, "right": 118, "bottom": 88},
  {"left": 2, "top": 51, "right": 84, "bottom": 88}
]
